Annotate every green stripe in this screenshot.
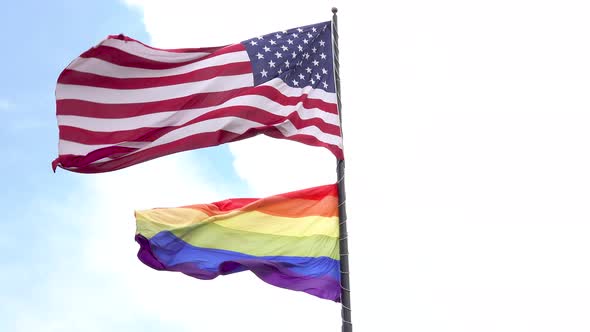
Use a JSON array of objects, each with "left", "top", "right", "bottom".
[{"left": 137, "top": 218, "right": 339, "bottom": 259}]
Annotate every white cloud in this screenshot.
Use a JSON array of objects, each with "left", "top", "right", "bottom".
[
  {"left": 124, "top": 0, "right": 334, "bottom": 47},
  {"left": 82, "top": 154, "right": 336, "bottom": 331},
  {"left": 13, "top": 155, "right": 222, "bottom": 332},
  {"left": 229, "top": 136, "right": 336, "bottom": 196},
  {"left": 60, "top": 1, "right": 590, "bottom": 331},
  {"left": 23, "top": 152, "right": 338, "bottom": 332}
]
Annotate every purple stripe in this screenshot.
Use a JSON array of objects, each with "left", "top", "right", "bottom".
[{"left": 135, "top": 234, "right": 341, "bottom": 302}]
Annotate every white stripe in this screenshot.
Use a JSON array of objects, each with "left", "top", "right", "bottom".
[
  {"left": 61, "top": 116, "right": 340, "bottom": 162},
  {"left": 58, "top": 140, "right": 147, "bottom": 156},
  {"left": 264, "top": 78, "right": 337, "bottom": 105},
  {"left": 56, "top": 74, "right": 253, "bottom": 104},
  {"left": 59, "top": 116, "right": 263, "bottom": 156},
  {"left": 59, "top": 140, "right": 111, "bottom": 155},
  {"left": 58, "top": 95, "right": 340, "bottom": 132},
  {"left": 85, "top": 156, "right": 114, "bottom": 165},
  {"left": 275, "top": 121, "right": 343, "bottom": 148},
  {"left": 146, "top": 118, "right": 341, "bottom": 157},
  {"left": 67, "top": 50, "right": 249, "bottom": 78},
  {"left": 101, "top": 38, "right": 213, "bottom": 63}
]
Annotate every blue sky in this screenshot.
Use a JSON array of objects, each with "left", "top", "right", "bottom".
[
  {"left": 2, "top": 1, "right": 590, "bottom": 331},
  {"left": 0, "top": 1, "right": 252, "bottom": 331},
  {"left": 2, "top": 1, "right": 149, "bottom": 329},
  {"left": 1, "top": 1, "right": 337, "bottom": 331}
]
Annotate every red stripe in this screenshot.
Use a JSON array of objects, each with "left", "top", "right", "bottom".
[
  {"left": 58, "top": 62, "right": 252, "bottom": 89},
  {"left": 276, "top": 184, "right": 339, "bottom": 200},
  {"left": 56, "top": 130, "right": 259, "bottom": 172},
  {"left": 57, "top": 88, "right": 250, "bottom": 118},
  {"left": 253, "top": 86, "right": 338, "bottom": 115},
  {"left": 206, "top": 184, "right": 338, "bottom": 211},
  {"left": 209, "top": 198, "right": 259, "bottom": 211},
  {"left": 56, "top": 124, "right": 342, "bottom": 173},
  {"left": 55, "top": 146, "right": 139, "bottom": 172},
  {"left": 56, "top": 85, "right": 337, "bottom": 118},
  {"left": 58, "top": 106, "right": 341, "bottom": 145},
  {"left": 78, "top": 43, "right": 245, "bottom": 70},
  {"left": 265, "top": 129, "right": 344, "bottom": 160}
]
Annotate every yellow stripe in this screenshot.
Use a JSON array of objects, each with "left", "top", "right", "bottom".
[
  {"left": 216, "top": 211, "right": 338, "bottom": 237},
  {"left": 135, "top": 208, "right": 209, "bottom": 227},
  {"left": 136, "top": 207, "right": 338, "bottom": 238},
  {"left": 136, "top": 219, "right": 339, "bottom": 259}
]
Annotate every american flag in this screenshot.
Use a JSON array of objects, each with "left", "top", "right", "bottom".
[{"left": 53, "top": 21, "right": 342, "bottom": 173}]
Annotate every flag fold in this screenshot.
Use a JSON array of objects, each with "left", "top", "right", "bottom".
[{"left": 134, "top": 184, "right": 341, "bottom": 302}]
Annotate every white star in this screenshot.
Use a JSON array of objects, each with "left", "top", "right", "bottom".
[
  {"left": 269, "top": 39, "right": 276, "bottom": 45},
  {"left": 305, "top": 67, "right": 312, "bottom": 73},
  {"left": 298, "top": 73, "right": 305, "bottom": 80},
  {"left": 303, "top": 39, "right": 309, "bottom": 44},
  {"left": 292, "top": 80, "right": 299, "bottom": 86},
  {"left": 256, "top": 52, "right": 264, "bottom": 59},
  {"left": 322, "top": 68, "right": 328, "bottom": 74},
  {"left": 297, "top": 28, "right": 303, "bottom": 32},
  {"left": 322, "top": 82, "right": 328, "bottom": 88},
  {"left": 275, "top": 51, "right": 282, "bottom": 58},
  {"left": 292, "top": 33, "right": 298, "bottom": 38},
  {"left": 278, "top": 68, "right": 283, "bottom": 74},
  {"left": 297, "top": 45, "right": 303, "bottom": 52},
  {"left": 260, "top": 69, "right": 268, "bottom": 77},
  {"left": 320, "top": 53, "right": 327, "bottom": 59},
  {"left": 275, "top": 33, "right": 282, "bottom": 39},
  {"left": 312, "top": 27, "right": 317, "bottom": 32},
  {"left": 282, "top": 30, "right": 287, "bottom": 34},
  {"left": 304, "top": 53, "right": 310, "bottom": 59},
  {"left": 310, "top": 78, "right": 316, "bottom": 85},
  {"left": 291, "top": 52, "right": 297, "bottom": 59},
  {"left": 263, "top": 46, "right": 271, "bottom": 52},
  {"left": 281, "top": 45, "right": 288, "bottom": 51},
  {"left": 287, "top": 39, "right": 294, "bottom": 45},
  {"left": 307, "top": 32, "right": 313, "bottom": 38},
  {"left": 257, "top": 36, "right": 264, "bottom": 40},
  {"left": 319, "top": 40, "right": 325, "bottom": 47},
  {"left": 312, "top": 47, "right": 317, "bottom": 53},
  {"left": 285, "top": 60, "right": 290, "bottom": 67},
  {"left": 268, "top": 60, "right": 276, "bottom": 68},
  {"left": 250, "top": 40, "right": 257, "bottom": 46},
  {"left": 313, "top": 60, "right": 319, "bottom": 66},
  {"left": 315, "top": 73, "right": 321, "bottom": 80}
]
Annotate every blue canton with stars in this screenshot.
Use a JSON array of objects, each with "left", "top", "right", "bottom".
[{"left": 241, "top": 21, "right": 335, "bottom": 93}]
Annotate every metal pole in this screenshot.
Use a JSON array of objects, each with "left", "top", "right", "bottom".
[{"left": 332, "top": 7, "right": 352, "bottom": 332}]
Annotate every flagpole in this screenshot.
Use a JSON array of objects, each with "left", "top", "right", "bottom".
[{"left": 332, "top": 7, "right": 352, "bottom": 332}]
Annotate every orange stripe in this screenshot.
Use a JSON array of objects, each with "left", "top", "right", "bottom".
[
  {"left": 243, "top": 195, "right": 338, "bottom": 218},
  {"left": 181, "top": 192, "right": 338, "bottom": 218}
]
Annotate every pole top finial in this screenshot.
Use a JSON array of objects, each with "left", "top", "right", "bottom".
[{"left": 332, "top": 7, "right": 338, "bottom": 14}]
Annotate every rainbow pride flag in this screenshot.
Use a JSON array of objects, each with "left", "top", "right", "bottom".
[{"left": 134, "top": 184, "right": 341, "bottom": 301}]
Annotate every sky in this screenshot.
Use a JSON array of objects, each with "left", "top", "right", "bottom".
[{"left": 1, "top": 0, "right": 590, "bottom": 331}]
